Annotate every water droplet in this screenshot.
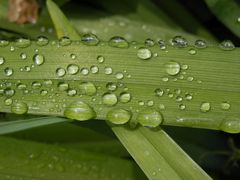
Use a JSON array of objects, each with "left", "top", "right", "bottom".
[
  {"left": 106, "top": 108, "right": 131, "bottom": 124},
  {"left": 97, "top": 56, "right": 104, "bottom": 63},
  {"left": 15, "top": 38, "right": 31, "bottom": 48},
  {"left": 58, "top": 82, "right": 69, "bottom": 91},
  {"left": 10, "top": 46, "right": 15, "bottom": 51},
  {"left": 4, "top": 88, "right": 15, "bottom": 97},
  {"left": 219, "top": 40, "right": 235, "bottom": 50},
  {"left": 221, "top": 102, "right": 230, "bottom": 110},
  {"left": 0, "top": 39, "right": 9, "bottom": 47},
  {"left": 155, "top": 88, "right": 164, "bottom": 96},
  {"left": 120, "top": 92, "right": 131, "bottom": 103},
  {"left": 179, "top": 104, "right": 186, "bottom": 110},
  {"left": 200, "top": 102, "right": 211, "bottom": 112},
  {"left": 220, "top": 118, "right": 240, "bottom": 133},
  {"left": 137, "top": 47, "right": 152, "bottom": 60},
  {"left": 32, "top": 81, "right": 42, "bottom": 89},
  {"left": 43, "top": 80, "right": 53, "bottom": 87},
  {"left": 40, "top": 90, "right": 48, "bottom": 96},
  {"left": 185, "top": 94, "right": 193, "bottom": 100},
  {"left": 0, "top": 56, "right": 5, "bottom": 65},
  {"left": 104, "top": 67, "right": 113, "bottom": 75},
  {"left": 165, "top": 61, "right": 181, "bottom": 75},
  {"left": 176, "top": 96, "right": 183, "bottom": 102},
  {"left": 145, "top": 38, "right": 155, "bottom": 47},
  {"left": 147, "top": 100, "right": 154, "bottom": 106},
  {"left": 159, "top": 104, "right": 165, "bottom": 110},
  {"left": 36, "top": 36, "right": 49, "bottom": 46},
  {"left": 115, "top": 72, "right": 124, "bottom": 80},
  {"left": 81, "top": 33, "right": 99, "bottom": 46},
  {"left": 90, "top": 65, "right": 99, "bottom": 74},
  {"left": 4, "top": 67, "right": 14, "bottom": 76},
  {"left": 187, "top": 76, "right": 194, "bottom": 81},
  {"left": 158, "top": 40, "right": 166, "bottom": 49},
  {"left": 20, "top": 53, "right": 27, "bottom": 60},
  {"left": 79, "top": 82, "right": 97, "bottom": 96},
  {"left": 162, "top": 77, "right": 169, "bottom": 82},
  {"left": 137, "top": 109, "right": 163, "bottom": 127},
  {"left": 106, "top": 82, "right": 117, "bottom": 91},
  {"left": 109, "top": 36, "right": 129, "bottom": 48},
  {"left": 188, "top": 48, "right": 197, "bottom": 55},
  {"left": 80, "top": 68, "right": 89, "bottom": 75},
  {"left": 237, "top": 17, "right": 240, "bottom": 23},
  {"left": 33, "top": 54, "right": 45, "bottom": 66},
  {"left": 4, "top": 98, "right": 13, "bottom": 106},
  {"left": 67, "top": 89, "right": 77, "bottom": 96},
  {"left": 56, "top": 68, "right": 66, "bottom": 77},
  {"left": 11, "top": 102, "right": 28, "bottom": 114},
  {"left": 171, "top": 36, "right": 188, "bottom": 48},
  {"left": 64, "top": 101, "right": 96, "bottom": 121},
  {"left": 59, "top": 36, "right": 71, "bottom": 46},
  {"left": 70, "top": 54, "right": 76, "bottom": 59},
  {"left": 102, "top": 93, "right": 118, "bottom": 106},
  {"left": 181, "top": 64, "right": 188, "bottom": 70},
  {"left": 17, "top": 83, "right": 27, "bottom": 90},
  {"left": 67, "top": 64, "right": 79, "bottom": 75},
  {"left": 195, "top": 40, "right": 207, "bottom": 48}
]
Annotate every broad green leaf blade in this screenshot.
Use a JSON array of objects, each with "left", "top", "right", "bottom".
[
  {"left": 0, "top": 136, "right": 146, "bottom": 180},
  {"left": 46, "top": 0, "right": 80, "bottom": 39},
  {"left": 205, "top": 0, "right": 240, "bottom": 37},
  {"left": 0, "top": 117, "right": 67, "bottom": 135},
  {"left": 111, "top": 125, "right": 212, "bottom": 179}
]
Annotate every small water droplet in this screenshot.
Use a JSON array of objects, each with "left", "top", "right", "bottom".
[
  {"left": 70, "top": 54, "right": 76, "bottom": 59},
  {"left": 56, "top": 68, "right": 66, "bottom": 77},
  {"left": 32, "top": 81, "right": 42, "bottom": 89},
  {"left": 4, "top": 67, "right": 14, "bottom": 76},
  {"left": 67, "top": 89, "right": 77, "bottom": 96},
  {"left": 36, "top": 36, "right": 49, "bottom": 46},
  {"left": 11, "top": 102, "right": 28, "bottom": 114},
  {"left": 90, "top": 65, "right": 99, "bottom": 74},
  {"left": 188, "top": 48, "right": 197, "bottom": 55},
  {"left": 120, "top": 92, "right": 131, "bottom": 103},
  {"left": 115, "top": 72, "right": 124, "bottom": 80},
  {"left": 20, "top": 53, "right": 27, "bottom": 60},
  {"left": 155, "top": 88, "right": 164, "bottom": 97},
  {"left": 104, "top": 67, "right": 113, "bottom": 75},
  {"left": 106, "top": 82, "right": 117, "bottom": 91},
  {"left": 176, "top": 96, "right": 183, "bottom": 102},
  {"left": 58, "top": 82, "right": 69, "bottom": 91},
  {"left": 200, "top": 102, "right": 211, "bottom": 112},
  {"left": 221, "top": 102, "right": 230, "bottom": 110},
  {"left": 147, "top": 100, "right": 154, "bottom": 106},
  {"left": 159, "top": 104, "right": 165, "bottom": 110},
  {"left": 219, "top": 40, "right": 235, "bottom": 50},
  {"left": 79, "top": 82, "right": 97, "bottom": 96},
  {"left": 220, "top": 118, "right": 240, "bottom": 133},
  {"left": 80, "top": 68, "right": 89, "bottom": 75},
  {"left": 81, "top": 33, "right": 99, "bottom": 46},
  {"left": 15, "top": 38, "right": 31, "bottom": 48},
  {"left": 157, "top": 40, "right": 166, "bottom": 49},
  {"left": 109, "top": 36, "right": 129, "bottom": 48},
  {"left": 64, "top": 101, "right": 96, "bottom": 121},
  {"left": 137, "top": 109, "right": 163, "bottom": 127},
  {"left": 0, "top": 39, "right": 9, "bottom": 47},
  {"left": 102, "top": 93, "right": 118, "bottom": 106},
  {"left": 106, "top": 108, "right": 131, "bottom": 124},
  {"left": 185, "top": 94, "right": 193, "bottom": 100},
  {"left": 165, "top": 61, "right": 181, "bottom": 75},
  {"left": 4, "top": 98, "right": 13, "bottom": 106},
  {"left": 195, "top": 40, "right": 207, "bottom": 48},
  {"left": 171, "top": 36, "right": 188, "bottom": 48},
  {"left": 179, "top": 104, "right": 186, "bottom": 110},
  {"left": 17, "top": 83, "right": 27, "bottom": 89},
  {"left": 67, "top": 64, "right": 79, "bottom": 75},
  {"left": 33, "top": 54, "right": 45, "bottom": 66},
  {"left": 181, "top": 64, "right": 188, "bottom": 70},
  {"left": 137, "top": 47, "right": 152, "bottom": 60},
  {"left": 97, "top": 56, "right": 104, "bottom": 63},
  {"left": 59, "top": 36, "right": 71, "bottom": 46},
  {"left": 145, "top": 38, "right": 155, "bottom": 47},
  {"left": 0, "top": 56, "right": 5, "bottom": 65},
  {"left": 4, "top": 88, "right": 15, "bottom": 97}
]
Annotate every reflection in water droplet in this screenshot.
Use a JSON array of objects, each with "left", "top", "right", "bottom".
[
  {"left": 137, "top": 47, "right": 152, "bottom": 60},
  {"left": 107, "top": 108, "right": 131, "bottom": 124},
  {"left": 200, "top": 102, "right": 211, "bottom": 112},
  {"left": 11, "top": 102, "right": 28, "bottom": 114},
  {"left": 137, "top": 109, "right": 163, "bottom": 127},
  {"left": 64, "top": 101, "right": 96, "bottom": 121},
  {"left": 165, "top": 61, "right": 181, "bottom": 75}
]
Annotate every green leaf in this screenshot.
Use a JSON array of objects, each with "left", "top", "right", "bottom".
[
  {"left": 205, "top": 0, "right": 240, "bottom": 37},
  {"left": 46, "top": 0, "right": 80, "bottom": 39},
  {"left": 0, "top": 136, "right": 146, "bottom": 180},
  {"left": 111, "top": 125, "right": 212, "bottom": 179},
  {"left": 0, "top": 117, "right": 67, "bottom": 135}
]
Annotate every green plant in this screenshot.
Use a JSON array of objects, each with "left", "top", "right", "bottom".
[{"left": 0, "top": 0, "right": 239, "bottom": 179}]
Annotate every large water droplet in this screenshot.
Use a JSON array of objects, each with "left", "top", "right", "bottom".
[
  {"left": 137, "top": 109, "right": 163, "bottom": 127},
  {"left": 106, "top": 108, "right": 131, "bottom": 124},
  {"left": 108, "top": 36, "right": 129, "bottom": 48},
  {"left": 59, "top": 36, "right": 71, "bottom": 46},
  {"left": 15, "top": 38, "right": 31, "bottom": 48},
  {"left": 64, "top": 101, "right": 96, "bottom": 121},
  {"left": 11, "top": 102, "right": 28, "bottom": 114},
  {"left": 165, "top": 61, "right": 181, "bottom": 75},
  {"left": 219, "top": 40, "right": 235, "bottom": 50},
  {"left": 81, "top": 33, "right": 99, "bottom": 46},
  {"left": 102, "top": 93, "right": 118, "bottom": 106},
  {"left": 4, "top": 67, "right": 14, "bottom": 76},
  {"left": 36, "top": 36, "right": 49, "bottom": 46},
  {"left": 200, "top": 102, "right": 211, "bottom": 112},
  {"left": 171, "top": 36, "right": 188, "bottom": 48},
  {"left": 137, "top": 47, "right": 152, "bottom": 60},
  {"left": 120, "top": 92, "right": 131, "bottom": 103},
  {"left": 67, "top": 64, "right": 79, "bottom": 75},
  {"left": 79, "top": 82, "right": 97, "bottom": 96},
  {"left": 33, "top": 54, "right": 45, "bottom": 66}
]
